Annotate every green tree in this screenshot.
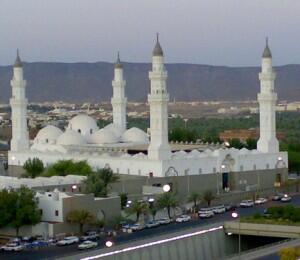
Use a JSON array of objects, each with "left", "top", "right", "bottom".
[
  {"left": 66, "top": 209, "right": 95, "bottom": 234},
  {"left": 278, "top": 247, "right": 298, "bottom": 260},
  {"left": 96, "top": 168, "right": 120, "bottom": 197},
  {"left": 125, "top": 200, "right": 148, "bottom": 222},
  {"left": 94, "top": 219, "right": 105, "bottom": 231},
  {"left": 23, "top": 158, "right": 44, "bottom": 178},
  {"left": 188, "top": 192, "right": 201, "bottom": 211},
  {"left": 246, "top": 138, "right": 257, "bottom": 150},
  {"left": 229, "top": 138, "right": 245, "bottom": 149},
  {"left": 120, "top": 193, "right": 128, "bottom": 209},
  {"left": 157, "top": 192, "right": 179, "bottom": 219},
  {"left": 0, "top": 189, "right": 16, "bottom": 229},
  {"left": 9, "top": 187, "right": 41, "bottom": 236},
  {"left": 45, "top": 160, "right": 93, "bottom": 177},
  {"left": 84, "top": 172, "right": 105, "bottom": 197},
  {"left": 203, "top": 190, "right": 215, "bottom": 207}
]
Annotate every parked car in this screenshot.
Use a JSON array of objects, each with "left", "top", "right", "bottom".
[
  {"left": 22, "top": 236, "right": 36, "bottom": 243},
  {"left": 1, "top": 243, "right": 24, "bottom": 252},
  {"left": 145, "top": 221, "right": 160, "bottom": 228},
  {"left": 239, "top": 200, "right": 254, "bottom": 207},
  {"left": 272, "top": 193, "right": 285, "bottom": 201},
  {"left": 198, "top": 208, "right": 214, "bottom": 218},
  {"left": 263, "top": 208, "right": 271, "bottom": 218},
  {"left": 212, "top": 205, "right": 226, "bottom": 214},
  {"left": 254, "top": 197, "right": 268, "bottom": 205},
  {"left": 130, "top": 223, "right": 145, "bottom": 231},
  {"left": 78, "top": 240, "right": 98, "bottom": 250},
  {"left": 225, "top": 204, "right": 237, "bottom": 211},
  {"left": 80, "top": 231, "right": 99, "bottom": 241},
  {"left": 157, "top": 218, "right": 172, "bottom": 225},
  {"left": 281, "top": 194, "right": 292, "bottom": 202},
  {"left": 57, "top": 236, "right": 79, "bottom": 246},
  {"left": 175, "top": 215, "right": 191, "bottom": 223}
]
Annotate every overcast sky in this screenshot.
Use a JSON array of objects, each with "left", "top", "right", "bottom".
[{"left": 0, "top": 0, "right": 299, "bottom": 66}]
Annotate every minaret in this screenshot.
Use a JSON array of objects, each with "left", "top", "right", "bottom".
[
  {"left": 111, "top": 52, "right": 127, "bottom": 132},
  {"left": 148, "top": 34, "right": 171, "bottom": 160},
  {"left": 257, "top": 39, "right": 279, "bottom": 153},
  {"left": 10, "top": 50, "right": 29, "bottom": 152}
]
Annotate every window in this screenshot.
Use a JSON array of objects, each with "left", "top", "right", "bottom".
[
  {"left": 117, "top": 168, "right": 119, "bottom": 174},
  {"left": 138, "top": 169, "right": 141, "bottom": 175},
  {"left": 240, "top": 165, "right": 244, "bottom": 171},
  {"left": 213, "top": 167, "right": 216, "bottom": 173},
  {"left": 253, "top": 164, "right": 256, "bottom": 170},
  {"left": 55, "top": 210, "right": 59, "bottom": 216},
  {"left": 266, "top": 163, "right": 270, "bottom": 169},
  {"left": 184, "top": 169, "right": 189, "bottom": 175},
  {"left": 78, "top": 129, "right": 81, "bottom": 133},
  {"left": 198, "top": 169, "right": 202, "bottom": 174},
  {"left": 78, "top": 187, "right": 81, "bottom": 192},
  {"left": 46, "top": 138, "right": 49, "bottom": 143},
  {"left": 127, "top": 169, "right": 130, "bottom": 174},
  {"left": 62, "top": 188, "right": 66, "bottom": 192},
  {"left": 90, "top": 129, "right": 93, "bottom": 134}
]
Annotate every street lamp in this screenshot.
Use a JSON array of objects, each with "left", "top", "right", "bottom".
[
  {"left": 163, "top": 184, "right": 171, "bottom": 193},
  {"left": 105, "top": 240, "right": 113, "bottom": 248},
  {"left": 231, "top": 212, "right": 241, "bottom": 259},
  {"left": 217, "top": 164, "right": 226, "bottom": 195},
  {"left": 71, "top": 185, "right": 77, "bottom": 192}
]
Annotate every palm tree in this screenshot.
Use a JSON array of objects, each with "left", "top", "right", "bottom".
[
  {"left": 126, "top": 200, "right": 148, "bottom": 222},
  {"left": 203, "top": 190, "right": 215, "bottom": 207},
  {"left": 96, "top": 168, "right": 120, "bottom": 197},
  {"left": 83, "top": 172, "right": 105, "bottom": 197},
  {"left": 149, "top": 203, "right": 158, "bottom": 221},
  {"left": 188, "top": 192, "right": 201, "bottom": 211},
  {"left": 157, "top": 193, "right": 179, "bottom": 219},
  {"left": 66, "top": 209, "right": 95, "bottom": 234}
]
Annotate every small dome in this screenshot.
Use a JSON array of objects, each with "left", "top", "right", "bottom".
[
  {"left": 104, "top": 123, "right": 124, "bottom": 138},
  {"left": 121, "top": 127, "right": 149, "bottom": 143},
  {"left": 34, "top": 125, "right": 63, "bottom": 144},
  {"left": 90, "top": 129, "right": 118, "bottom": 144},
  {"left": 57, "top": 130, "right": 87, "bottom": 146},
  {"left": 67, "top": 114, "right": 98, "bottom": 136}
]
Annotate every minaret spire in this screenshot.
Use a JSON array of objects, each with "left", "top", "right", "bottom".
[{"left": 14, "top": 49, "right": 22, "bottom": 68}]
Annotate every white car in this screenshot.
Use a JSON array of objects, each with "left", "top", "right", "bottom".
[
  {"left": 175, "top": 215, "right": 191, "bottom": 223},
  {"left": 157, "top": 218, "right": 172, "bottom": 225},
  {"left": 212, "top": 205, "right": 226, "bottom": 214},
  {"left": 130, "top": 223, "right": 145, "bottom": 231},
  {"left": 281, "top": 194, "right": 292, "bottom": 202},
  {"left": 57, "top": 236, "right": 79, "bottom": 246},
  {"left": 255, "top": 197, "right": 268, "bottom": 204},
  {"left": 198, "top": 209, "right": 214, "bottom": 218},
  {"left": 240, "top": 200, "right": 254, "bottom": 207},
  {"left": 1, "top": 243, "right": 24, "bottom": 252},
  {"left": 145, "top": 221, "right": 160, "bottom": 228},
  {"left": 78, "top": 240, "right": 98, "bottom": 250}
]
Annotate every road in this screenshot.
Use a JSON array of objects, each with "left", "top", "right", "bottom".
[{"left": 1, "top": 194, "right": 299, "bottom": 260}]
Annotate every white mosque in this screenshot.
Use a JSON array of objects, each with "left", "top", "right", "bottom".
[{"left": 8, "top": 38, "right": 287, "bottom": 183}]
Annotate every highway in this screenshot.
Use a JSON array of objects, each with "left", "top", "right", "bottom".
[{"left": 1, "top": 194, "right": 299, "bottom": 260}]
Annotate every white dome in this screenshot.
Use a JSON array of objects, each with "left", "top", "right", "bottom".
[
  {"left": 90, "top": 129, "right": 118, "bottom": 144},
  {"left": 121, "top": 127, "right": 149, "bottom": 143},
  {"left": 104, "top": 123, "right": 123, "bottom": 138},
  {"left": 34, "top": 125, "right": 63, "bottom": 144},
  {"left": 57, "top": 130, "right": 87, "bottom": 146},
  {"left": 67, "top": 114, "right": 98, "bottom": 136}
]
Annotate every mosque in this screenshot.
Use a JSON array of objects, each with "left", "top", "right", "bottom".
[{"left": 8, "top": 37, "right": 288, "bottom": 192}]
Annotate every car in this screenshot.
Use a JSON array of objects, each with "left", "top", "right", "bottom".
[
  {"left": 225, "top": 204, "right": 237, "bottom": 211},
  {"left": 1, "top": 243, "right": 24, "bottom": 252},
  {"left": 254, "top": 197, "right": 268, "bottom": 205},
  {"left": 175, "top": 215, "right": 191, "bottom": 223},
  {"left": 239, "top": 200, "right": 254, "bottom": 207},
  {"left": 157, "top": 218, "right": 172, "bottom": 225},
  {"left": 78, "top": 240, "right": 98, "bottom": 250},
  {"left": 198, "top": 209, "right": 214, "bottom": 218},
  {"left": 212, "top": 205, "right": 226, "bottom": 214},
  {"left": 57, "top": 236, "right": 79, "bottom": 246},
  {"left": 80, "top": 231, "right": 99, "bottom": 241},
  {"left": 263, "top": 208, "right": 271, "bottom": 218},
  {"left": 145, "top": 221, "right": 160, "bottom": 228},
  {"left": 130, "top": 223, "right": 145, "bottom": 231},
  {"left": 281, "top": 194, "right": 292, "bottom": 202},
  {"left": 272, "top": 193, "right": 285, "bottom": 201}
]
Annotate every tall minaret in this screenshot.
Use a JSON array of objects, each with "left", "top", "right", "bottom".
[
  {"left": 257, "top": 39, "right": 279, "bottom": 153},
  {"left": 111, "top": 52, "right": 127, "bottom": 132},
  {"left": 148, "top": 34, "right": 171, "bottom": 160},
  {"left": 10, "top": 50, "right": 29, "bottom": 152}
]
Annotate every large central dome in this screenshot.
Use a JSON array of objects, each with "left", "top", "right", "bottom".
[{"left": 67, "top": 114, "right": 98, "bottom": 136}]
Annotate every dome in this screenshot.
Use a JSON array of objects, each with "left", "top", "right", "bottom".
[
  {"left": 104, "top": 123, "right": 124, "bottom": 138},
  {"left": 121, "top": 127, "right": 149, "bottom": 143},
  {"left": 90, "top": 129, "right": 118, "bottom": 144},
  {"left": 34, "top": 125, "right": 63, "bottom": 144},
  {"left": 57, "top": 130, "right": 87, "bottom": 146},
  {"left": 67, "top": 114, "right": 98, "bottom": 136}
]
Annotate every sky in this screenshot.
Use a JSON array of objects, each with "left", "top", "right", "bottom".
[{"left": 0, "top": 0, "right": 300, "bottom": 66}]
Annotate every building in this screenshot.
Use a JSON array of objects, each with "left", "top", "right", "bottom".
[{"left": 7, "top": 38, "right": 288, "bottom": 193}]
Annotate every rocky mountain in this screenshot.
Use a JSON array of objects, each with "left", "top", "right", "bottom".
[{"left": 0, "top": 62, "right": 300, "bottom": 103}]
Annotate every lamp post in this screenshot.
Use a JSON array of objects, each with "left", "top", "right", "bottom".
[
  {"left": 71, "top": 185, "right": 77, "bottom": 192},
  {"left": 217, "top": 164, "right": 226, "bottom": 195},
  {"left": 232, "top": 212, "right": 241, "bottom": 259},
  {"left": 163, "top": 184, "right": 171, "bottom": 193}
]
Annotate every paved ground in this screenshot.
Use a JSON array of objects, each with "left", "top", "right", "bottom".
[{"left": 1, "top": 194, "right": 299, "bottom": 260}]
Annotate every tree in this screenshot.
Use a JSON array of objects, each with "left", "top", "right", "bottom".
[
  {"left": 9, "top": 187, "right": 41, "bottom": 236},
  {"left": 149, "top": 203, "right": 158, "bottom": 221},
  {"left": 120, "top": 193, "right": 128, "bottom": 209},
  {"left": 246, "top": 138, "right": 257, "bottom": 150},
  {"left": 84, "top": 172, "right": 105, "bottom": 197},
  {"left": 96, "top": 168, "right": 120, "bottom": 197},
  {"left": 278, "top": 247, "right": 298, "bottom": 260},
  {"left": 229, "top": 138, "right": 245, "bottom": 149},
  {"left": 66, "top": 209, "right": 95, "bottom": 234},
  {"left": 0, "top": 189, "right": 16, "bottom": 229},
  {"left": 45, "top": 160, "right": 93, "bottom": 177},
  {"left": 94, "top": 219, "right": 105, "bottom": 231},
  {"left": 157, "top": 193, "right": 179, "bottom": 219},
  {"left": 23, "top": 158, "right": 44, "bottom": 178},
  {"left": 125, "top": 200, "right": 148, "bottom": 222},
  {"left": 203, "top": 190, "right": 215, "bottom": 207},
  {"left": 188, "top": 192, "right": 201, "bottom": 211}
]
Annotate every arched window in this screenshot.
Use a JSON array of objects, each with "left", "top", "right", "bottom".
[{"left": 78, "top": 129, "right": 81, "bottom": 133}]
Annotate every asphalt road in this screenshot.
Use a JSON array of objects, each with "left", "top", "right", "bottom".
[{"left": 1, "top": 195, "right": 299, "bottom": 260}]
